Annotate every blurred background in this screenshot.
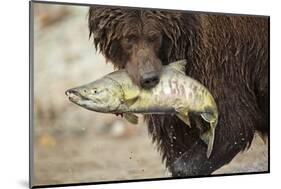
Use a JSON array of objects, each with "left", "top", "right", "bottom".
[{"left": 32, "top": 3, "right": 268, "bottom": 186}]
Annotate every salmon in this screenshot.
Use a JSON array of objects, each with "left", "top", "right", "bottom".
[{"left": 66, "top": 60, "right": 218, "bottom": 158}]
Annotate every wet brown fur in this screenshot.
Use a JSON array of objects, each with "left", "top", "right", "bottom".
[{"left": 88, "top": 7, "right": 269, "bottom": 176}]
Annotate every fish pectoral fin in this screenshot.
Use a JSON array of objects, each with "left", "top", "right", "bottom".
[
  {"left": 124, "top": 113, "right": 138, "bottom": 124},
  {"left": 176, "top": 113, "right": 191, "bottom": 128},
  {"left": 124, "top": 90, "right": 140, "bottom": 104},
  {"left": 200, "top": 125, "right": 215, "bottom": 158},
  {"left": 124, "top": 96, "right": 138, "bottom": 107}
]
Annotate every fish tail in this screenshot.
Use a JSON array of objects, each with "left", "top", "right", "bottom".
[
  {"left": 200, "top": 122, "right": 216, "bottom": 158},
  {"left": 206, "top": 127, "right": 215, "bottom": 158}
]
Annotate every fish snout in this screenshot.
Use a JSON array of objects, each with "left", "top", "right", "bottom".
[
  {"left": 65, "top": 88, "right": 83, "bottom": 103},
  {"left": 65, "top": 89, "right": 75, "bottom": 96},
  {"left": 65, "top": 88, "right": 81, "bottom": 98}
]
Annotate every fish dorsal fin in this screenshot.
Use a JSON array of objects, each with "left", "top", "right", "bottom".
[{"left": 168, "top": 59, "right": 187, "bottom": 73}]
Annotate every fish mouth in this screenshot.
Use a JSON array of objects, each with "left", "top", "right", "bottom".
[{"left": 65, "top": 89, "right": 91, "bottom": 103}]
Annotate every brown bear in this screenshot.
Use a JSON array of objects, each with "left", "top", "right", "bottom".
[{"left": 88, "top": 7, "right": 269, "bottom": 176}]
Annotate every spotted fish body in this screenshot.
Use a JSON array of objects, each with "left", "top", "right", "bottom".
[{"left": 66, "top": 60, "right": 218, "bottom": 158}]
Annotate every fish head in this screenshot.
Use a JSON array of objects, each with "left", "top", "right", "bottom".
[{"left": 65, "top": 78, "right": 124, "bottom": 113}]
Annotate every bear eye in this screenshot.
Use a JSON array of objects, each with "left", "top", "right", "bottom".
[
  {"left": 147, "top": 34, "right": 159, "bottom": 42},
  {"left": 124, "top": 35, "right": 137, "bottom": 43}
]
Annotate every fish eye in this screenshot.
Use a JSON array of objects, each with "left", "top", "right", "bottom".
[{"left": 83, "top": 89, "right": 88, "bottom": 93}]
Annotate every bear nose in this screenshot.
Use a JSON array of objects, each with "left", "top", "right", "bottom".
[{"left": 140, "top": 71, "right": 160, "bottom": 89}]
